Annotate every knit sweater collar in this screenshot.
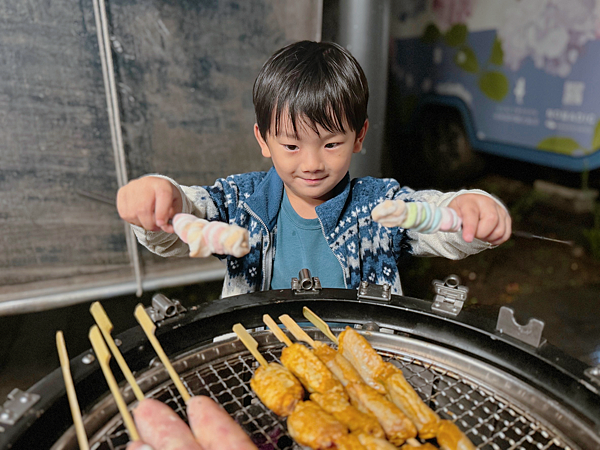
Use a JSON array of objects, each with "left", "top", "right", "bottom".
[{"left": 244, "top": 167, "right": 351, "bottom": 233}]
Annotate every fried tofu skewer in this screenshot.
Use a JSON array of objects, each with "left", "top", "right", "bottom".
[
  {"left": 265, "top": 315, "right": 385, "bottom": 440},
  {"left": 338, "top": 327, "right": 441, "bottom": 440},
  {"left": 276, "top": 314, "right": 347, "bottom": 396},
  {"left": 276, "top": 315, "right": 417, "bottom": 445},
  {"left": 286, "top": 400, "right": 349, "bottom": 449},
  {"left": 436, "top": 420, "right": 476, "bottom": 450},
  {"left": 232, "top": 323, "right": 303, "bottom": 417},
  {"left": 240, "top": 318, "right": 364, "bottom": 449},
  {"left": 301, "top": 311, "right": 438, "bottom": 446}
]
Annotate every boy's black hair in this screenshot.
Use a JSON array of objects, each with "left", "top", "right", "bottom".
[{"left": 253, "top": 40, "right": 369, "bottom": 140}]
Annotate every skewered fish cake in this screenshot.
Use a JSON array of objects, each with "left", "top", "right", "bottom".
[
  {"left": 346, "top": 382, "right": 417, "bottom": 446},
  {"left": 287, "top": 400, "right": 348, "bottom": 449},
  {"left": 249, "top": 362, "right": 304, "bottom": 417},
  {"left": 311, "top": 392, "right": 385, "bottom": 439},
  {"left": 280, "top": 343, "right": 346, "bottom": 396}
]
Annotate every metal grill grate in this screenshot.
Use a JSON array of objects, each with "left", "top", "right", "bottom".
[{"left": 66, "top": 330, "right": 576, "bottom": 450}]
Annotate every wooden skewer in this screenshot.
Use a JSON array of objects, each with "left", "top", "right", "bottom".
[
  {"left": 56, "top": 331, "right": 90, "bottom": 450},
  {"left": 302, "top": 306, "right": 339, "bottom": 345},
  {"left": 134, "top": 304, "right": 191, "bottom": 402},
  {"left": 90, "top": 302, "right": 144, "bottom": 401},
  {"left": 262, "top": 314, "right": 293, "bottom": 347},
  {"left": 232, "top": 323, "right": 269, "bottom": 368},
  {"left": 89, "top": 326, "right": 140, "bottom": 441},
  {"left": 278, "top": 314, "right": 316, "bottom": 347}
]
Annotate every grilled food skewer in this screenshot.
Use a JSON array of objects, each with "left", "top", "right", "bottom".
[
  {"left": 287, "top": 400, "right": 349, "bottom": 449},
  {"left": 276, "top": 315, "right": 346, "bottom": 396},
  {"left": 272, "top": 315, "right": 390, "bottom": 441},
  {"left": 280, "top": 308, "right": 422, "bottom": 445},
  {"left": 265, "top": 315, "right": 384, "bottom": 439},
  {"left": 339, "top": 327, "right": 442, "bottom": 440},
  {"left": 134, "top": 304, "right": 191, "bottom": 402},
  {"left": 90, "top": 302, "right": 144, "bottom": 401},
  {"left": 233, "top": 322, "right": 303, "bottom": 417},
  {"left": 89, "top": 325, "right": 140, "bottom": 441},
  {"left": 56, "top": 331, "right": 90, "bottom": 450},
  {"left": 436, "top": 420, "right": 475, "bottom": 450}
]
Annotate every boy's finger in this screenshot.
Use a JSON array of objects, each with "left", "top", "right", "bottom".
[
  {"left": 456, "top": 206, "right": 477, "bottom": 243},
  {"left": 188, "top": 396, "right": 258, "bottom": 450},
  {"left": 488, "top": 213, "right": 512, "bottom": 245},
  {"left": 132, "top": 398, "right": 203, "bottom": 450},
  {"left": 154, "top": 188, "right": 175, "bottom": 229},
  {"left": 138, "top": 205, "right": 161, "bottom": 232}
]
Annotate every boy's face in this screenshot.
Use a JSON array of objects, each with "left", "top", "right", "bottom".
[{"left": 254, "top": 114, "right": 368, "bottom": 218}]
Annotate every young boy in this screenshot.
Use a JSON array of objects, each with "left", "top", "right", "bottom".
[{"left": 117, "top": 40, "right": 511, "bottom": 297}]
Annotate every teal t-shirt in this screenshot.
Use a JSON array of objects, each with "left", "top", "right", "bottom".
[{"left": 270, "top": 192, "right": 345, "bottom": 289}]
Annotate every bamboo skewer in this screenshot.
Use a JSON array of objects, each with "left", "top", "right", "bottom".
[
  {"left": 89, "top": 325, "right": 140, "bottom": 441},
  {"left": 232, "top": 323, "right": 269, "bottom": 368},
  {"left": 90, "top": 302, "right": 144, "bottom": 401},
  {"left": 302, "top": 307, "right": 339, "bottom": 345},
  {"left": 56, "top": 331, "right": 90, "bottom": 450},
  {"left": 262, "top": 314, "right": 293, "bottom": 347},
  {"left": 278, "top": 314, "right": 316, "bottom": 347},
  {"left": 134, "top": 304, "right": 191, "bottom": 402}
]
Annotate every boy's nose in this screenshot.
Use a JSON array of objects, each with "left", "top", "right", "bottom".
[{"left": 301, "top": 150, "right": 324, "bottom": 172}]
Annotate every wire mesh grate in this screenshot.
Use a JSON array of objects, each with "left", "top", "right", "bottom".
[{"left": 80, "top": 335, "right": 574, "bottom": 450}]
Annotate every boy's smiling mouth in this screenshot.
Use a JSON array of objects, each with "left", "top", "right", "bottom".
[{"left": 300, "top": 176, "right": 327, "bottom": 184}]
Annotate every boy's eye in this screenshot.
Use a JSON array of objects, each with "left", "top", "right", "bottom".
[
  {"left": 283, "top": 144, "right": 298, "bottom": 151},
  {"left": 325, "top": 142, "right": 340, "bottom": 149}
]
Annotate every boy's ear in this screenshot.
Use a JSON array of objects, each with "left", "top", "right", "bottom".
[
  {"left": 353, "top": 120, "right": 369, "bottom": 154},
  {"left": 254, "top": 124, "right": 272, "bottom": 158}
]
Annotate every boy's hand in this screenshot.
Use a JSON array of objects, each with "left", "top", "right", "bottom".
[
  {"left": 448, "top": 194, "right": 511, "bottom": 245},
  {"left": 116, "top": 176, "right": 182, "bottom": 233}
]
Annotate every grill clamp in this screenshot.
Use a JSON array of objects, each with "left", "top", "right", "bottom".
[
  {"left": 495, "top": 306, "right": 546, "bottom": 348},
  {"left": 0, "top": 389, "right": 40, "bottom": 426},
  {"left": 431, "top": 275, "right": 468, "bottom": 316},
  {"left": 357, "top": 281, "right": 392, "bottom": 303},
  {"left": 291, "top": 269, "right": 322, "bottom": 294},
  {"left": 145, "top": 293, "right": 186, "bottom": 322},
  {"left": 584, "top": 365, "right": 600, "bottom": 387}
]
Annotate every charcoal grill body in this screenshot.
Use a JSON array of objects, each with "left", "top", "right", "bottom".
[{"left": 1, "top": 288, "right": 599, "bottom": 449}]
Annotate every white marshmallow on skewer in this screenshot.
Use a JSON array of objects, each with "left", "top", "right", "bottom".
[{"left": 172, "top": 213, "right": 250, "bottom": 258}]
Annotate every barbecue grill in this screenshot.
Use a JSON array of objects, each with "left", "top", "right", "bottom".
[{"left": 1, "top": 278, "right": 599, "bottom": 450}]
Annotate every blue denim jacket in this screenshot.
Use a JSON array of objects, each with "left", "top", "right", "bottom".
[{"left": 134, "top": 168, "right": 495, "bottom": 297}]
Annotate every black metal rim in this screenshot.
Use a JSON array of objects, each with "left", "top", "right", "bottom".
[{"left": 3, "top": 288, "right": 600, "bottom": 449}]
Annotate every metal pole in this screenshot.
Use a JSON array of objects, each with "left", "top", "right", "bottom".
[{"left": 338, "top": 0, "right": 390, "bottom": 178}]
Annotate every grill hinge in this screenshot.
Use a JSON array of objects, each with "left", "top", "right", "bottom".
[
  {"left": 291, "top": 269, "right": 322, "bottom": 294},
  {"left": 0, "top": 389, "right": 40, "bottom": 426},
  {"left": 431, "top": 275, "right": 468, "bottom": 316},
  {"left": 357, "top": 281, "right": 392, "bottom": 303},
  {"left": 496, "top": 306, "right": 546, "bottom": 348},
  {"left": 145, "top": 293, "right": 186, "bottom": 322}
]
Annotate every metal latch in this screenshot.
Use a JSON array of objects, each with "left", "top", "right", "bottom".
[
  {"left": 584, "top": 365, "right": 600, "bottom": 387},
  {"left": 431, "top": 275, "right": 468, "bottom": 316},
  {"left": 145, "top": 293, "right": 186, "bottom": 322},
  {"left": 357, "top": 281, "right": 391, "bottom": 302},
  {"left": 292, "top": 269, "right": 321, "bottom": 294},
  {"left": 0, "top": 389, "right": 40, "bottom": 426},
  {"left": 496, "top": 306, "right": 545, "bottom": 348}
]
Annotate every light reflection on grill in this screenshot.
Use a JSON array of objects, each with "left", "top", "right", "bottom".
[{"left": 63, "top": 330, "right": 574, "bottom": 450}]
